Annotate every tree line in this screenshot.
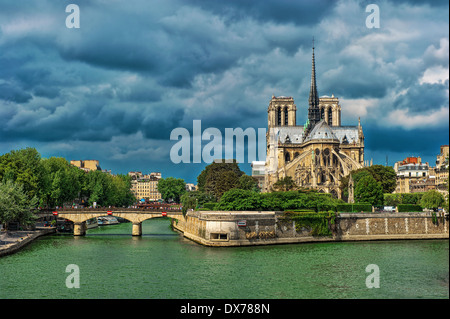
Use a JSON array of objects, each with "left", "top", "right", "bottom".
[
  {"left": 0, "top": 148, "right": 135, "bottom": 227},
  {"left": 180, "top": 161, "right": 448, "bottom": 213}
]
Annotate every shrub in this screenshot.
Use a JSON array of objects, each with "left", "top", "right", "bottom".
[
  {"left": 397, "top": 204, "right": 423, "bottom": 212},
  {"left": 216, "top": 189, "right": 343, "bottom": 212},
  {"left": 401, "top": 193, "right": 423, "bottom": 205},
  {"left": 384, "top": 193, "right": 402, "bottom": 206},
  {"left": 215, "top": 189, "right": 261, "bottom": 211}
]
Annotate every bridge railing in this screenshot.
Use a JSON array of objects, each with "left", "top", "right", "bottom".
[{"left": 37, "top": 206, "right": 182, "bottom": 212}]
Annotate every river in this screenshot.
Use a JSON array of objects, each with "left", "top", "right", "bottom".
[{"left": 0, "top": 218, "right": 448, "bottom": 299}]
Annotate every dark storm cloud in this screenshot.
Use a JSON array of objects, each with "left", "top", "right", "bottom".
[
  {"left": 365, "top": 125, "right": 449, "bottom": 156},
  {"left": 0, "top": 0, "right": 448, "bottom": 177},
  {"left": 393, "top": 81, "right": 449, "bottom": 114},
  {"left": 185, "top": 0, "right": 336, "bottom": 25},
  {"left": 0, "top": 82, "right": 32, "bottom": 103}
]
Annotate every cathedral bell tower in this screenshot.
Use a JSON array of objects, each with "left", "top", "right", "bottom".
[{"left": 267, "top": 95, "right": 297, "bottom": 128}]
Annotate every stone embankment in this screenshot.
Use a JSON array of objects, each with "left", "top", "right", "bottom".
[
  {"left": 172, "top": 211, "right": 449, "bottom": 247},
  {"left": 0, "top": 228, "right": 56, "bottom": 257}
]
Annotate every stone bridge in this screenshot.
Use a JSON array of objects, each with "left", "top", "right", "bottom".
[{"left": 36, "top": 209, "right": 184, "bottom": 236}]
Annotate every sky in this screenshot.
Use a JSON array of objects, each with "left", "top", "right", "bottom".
[{"left": 0, "top": 0, "right": 448, "bottom": 184}]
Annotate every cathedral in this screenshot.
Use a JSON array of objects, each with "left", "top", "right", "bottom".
[{"left": 264, "top": 45, "right": 365, "bottom": 198}]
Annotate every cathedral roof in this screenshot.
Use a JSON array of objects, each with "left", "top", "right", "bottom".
[
  {"left": 331, "top": 126, "right": 360, "bottom": 144},
  {"left": 304, "top": 120, "right": 339, "bottom": 143},
  {"left": 275, "top": 123, "right": 361, "bottom": 145},
  {"left": 278, "top": 127, "right": 304, "bottom": 144}
]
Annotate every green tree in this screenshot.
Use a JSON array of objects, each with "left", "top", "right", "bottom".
[
  {"left": 40, "top": 157, "right": 83, "bottom": 207},
  {"left": 341, "top": 165, "right": 397, "bottom": 199},
  {"left": 0, "top": 180, "right": 38, "bottom": 229},
  {"left": 180, "top": 192, "right": 198, "bottom": 215},
  {"left": 196, "top": 161, "right": 245, "bottom": 199},
  {"left": 180, "top": 190, "right": 217, "bottom": 214},
  {"left": 157, "top": 177, "right": 186, "bottom": 203},
  {"left": 368, "top": 165, "right": 397, "bottom": 193},
  {"left": 85, "top": 170, "right": 109, "bottom": 206},
  {"left": 272, "top": 176, "right": 297, "bottom": 191},
  {"left": 0, "top": 148, "right": 43, "bottom": 200},
  {"left": 420, "top": 190, "right": 445, "bottom": 211},
  {"left": 206, "top": 170, "right": 240, "bottom": 199},
  {"left": 354, "top": 175, "right": 384, "bottom": 206},
  {"left": 238, "top": 174, "right": 259, "bottom": 191},
  {"left": 108, "top": 174, "right": 135, "bottom": 207}
]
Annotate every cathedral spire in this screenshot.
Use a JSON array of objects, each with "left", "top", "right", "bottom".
[{"left": 308, "top": 37, "right": 320, "bottom": 128}]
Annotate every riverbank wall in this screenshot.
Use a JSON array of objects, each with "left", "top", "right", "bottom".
[
  {"left": 0, "top": 228, "right": 56, "bottom": 257},
  {"left": 172, "top": 211, "right": 449, "bottom": 247}
]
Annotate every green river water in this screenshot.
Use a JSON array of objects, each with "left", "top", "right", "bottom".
[{"left": 0, "top": 218, "right": 448, "bottom": 299}]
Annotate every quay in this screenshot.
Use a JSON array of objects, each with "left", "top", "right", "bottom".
[
  {"left": 0, "top": 227, "right": 56, "bottom": 257},
  {"left": 172, "top": 211, "right": 449, "bottom": 247}
]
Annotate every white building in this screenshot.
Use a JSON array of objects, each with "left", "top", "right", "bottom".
[
  {"left": 397, "top": 163, "right": 429, "bottom": 178},
  {"left": 251, "top": 161, "right": 266, "bottom": 190}
]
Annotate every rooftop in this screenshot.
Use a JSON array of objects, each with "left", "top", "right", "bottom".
[{"left": 304, "top": 120, "right": 339, "bottom": 143}]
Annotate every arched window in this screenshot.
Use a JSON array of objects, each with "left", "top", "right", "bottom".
[
  {"left": 320, "top": 107, "right": 325, "bottom": 120},
  {"left": 284, "top": 107, "right": 289, "bottom": 125},
  {"left": 328, "top": 107, "right": 333, "bottom": 126},
  {"left": 277, "top": 107, "right": 282, "bottom": 125},
  {"left": 315, "top": 149, "right": 320, "bottom": 166},
  {"left": 285, "top": 152, "right": 291, "bottom": 163},
  {"left": 323, "top": 148, "right": 330, "bottom": 166}
]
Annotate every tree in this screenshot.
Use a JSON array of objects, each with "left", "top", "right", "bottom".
[
  {"left": 197, "top": 161, "right": 244, "bottom": 191},
  {"left": 368, "top": 165, "right": 397, "bottom": 193},
  {"left": 85, "top": 170, "right": 110, "bottom": 206},
  {"left": 420, "top": 190, "right": 445, "bottom": 211},
  {"left": 206, "top": 170, "right": 240, "bottom": 199},
  {"left": 180, "top": 190, "right": 217, "bottom": 214},
  {"left": 40, "top": 157, "right": 83, "bottom": 207},
  {"left": 157, "top": 177, "right": 186, "bottom": 203},
  {"left": 197, "top": 161, "right": 245, "bottom": 199},
  {"left": 272, "top": 176, "right": 297, "bottom": 192},
  {"left": 0, "top": 180, "right": 38, "bottom": 229},
  {"left": 354, "top": 175, "right": 384, "bottom": 206},
  {"left": 83, "top": 171, "right": 134, "bottom": 207},
  {"left": 239, "top": 174, "right": 259, "bottom": 191},
  {"left": 109, "top": 174, "right": 135, "bottom": 207},
  {"left": 341, "top": 165, "right": 397, "bottom": 199},
  {"left": 180, "top": 192, "right": 198, "bottom": 215},
  {"left": 0, "top": 148, "right": 43, "bottom": 200}
]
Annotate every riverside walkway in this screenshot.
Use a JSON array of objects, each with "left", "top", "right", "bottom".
[{"left": 0, "top": 227, "right": 56, "bottom": 257}]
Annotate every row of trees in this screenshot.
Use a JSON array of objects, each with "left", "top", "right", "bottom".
[{"left": 0, "top": 148, "right": 136, "bottom": 227}]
